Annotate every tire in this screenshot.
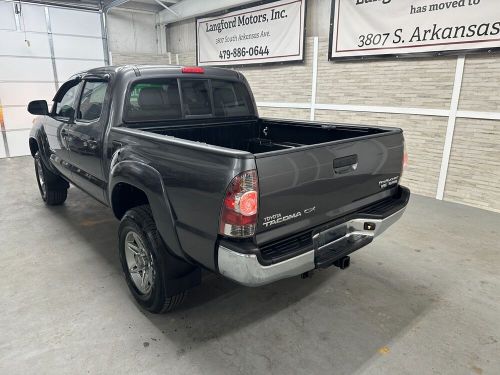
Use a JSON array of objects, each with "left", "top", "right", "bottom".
[
  {"left": 118, "top": 205, "right": 185, "bottom": 313},
  {"left": 34, "top": 151, "right": 68, "bottom": 206}
]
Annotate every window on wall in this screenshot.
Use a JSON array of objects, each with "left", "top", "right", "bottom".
[
  {"left": 54, "top": 82, "right": 80, "bottom": 119},
  {"left": 77, "top": 81, "right": 108, "bottom": 121}
]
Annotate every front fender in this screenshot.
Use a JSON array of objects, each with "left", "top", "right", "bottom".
[
  {"left": 109, "top": 160, "right": 185, "bottom": 261},
  {"left": 30, "top": 124, "right": 57, "bottom": 175}
]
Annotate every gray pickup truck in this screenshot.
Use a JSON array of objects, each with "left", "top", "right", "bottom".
[{"left": 28, "top": 65, "right": 410, "bottom": 313}]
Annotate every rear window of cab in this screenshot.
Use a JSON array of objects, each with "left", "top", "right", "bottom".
[{"left": 124, "top": 78, "right": 255, "bottom": 122}]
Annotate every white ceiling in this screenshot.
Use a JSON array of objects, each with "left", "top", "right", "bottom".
[{"left": 20, "top": 0, "right": 181, "bottom": 13}]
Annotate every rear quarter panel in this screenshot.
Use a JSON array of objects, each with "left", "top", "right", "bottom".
[{"left": 108, "top": 128, "right": 256, "bottom": 270}]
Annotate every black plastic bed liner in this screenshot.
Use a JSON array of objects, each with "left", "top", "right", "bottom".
[{"left": 141, "top": 118, "right": 389, "bottom": 155}]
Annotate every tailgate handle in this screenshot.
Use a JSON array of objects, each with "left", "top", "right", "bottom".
[{"left": 333, "top": 155, "right": 358, "bottom": 174}]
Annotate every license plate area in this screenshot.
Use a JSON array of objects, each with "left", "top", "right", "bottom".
[{"left": 313, "top": 223, "right": 373, "bottom": 268}]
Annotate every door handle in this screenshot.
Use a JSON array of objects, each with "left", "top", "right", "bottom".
[
  {"left": 333, "top": 155, "right": 358, "bottom": 174},
  {"left": 86, "top": 139, "right": 99, "bottom": 149}
]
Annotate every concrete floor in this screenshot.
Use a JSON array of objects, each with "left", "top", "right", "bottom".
[{"left": 0, "top": 156, "right": 499, "bottom": 375}]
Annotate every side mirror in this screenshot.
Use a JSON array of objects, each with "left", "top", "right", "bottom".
[{"left": 28, "top": 100, "right": 49, "bottom": 115}]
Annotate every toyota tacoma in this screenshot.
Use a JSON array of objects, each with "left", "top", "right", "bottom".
[{"left": 28, "top": 65, "right": 410, "bottom": 313}]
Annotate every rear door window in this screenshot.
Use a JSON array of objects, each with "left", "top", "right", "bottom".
[{"left": 125, "top": 79, "right": 182, "bottom": 122}]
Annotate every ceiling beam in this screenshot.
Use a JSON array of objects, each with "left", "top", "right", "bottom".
[
  {"left": 153, "top": 0, "right": 179, "bottom": 16},
  {"left": 103, "top": 0, "right": 131, "bottom": 12},
  {"left": 158, "top": 0, "right": 259, "bottom": 24}
]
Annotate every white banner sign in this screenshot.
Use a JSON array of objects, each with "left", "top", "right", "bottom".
[
  {"left": 330, "top": 0, "right": 500, "bottom": 59},
  {"left": 196, "top": 0, "right": 305, "bottom": 66}
]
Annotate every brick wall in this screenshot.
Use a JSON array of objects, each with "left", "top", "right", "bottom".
[
  {"left": 177, "top": 51, "right": 196, "bottom": 66},
  {"left": 111, "top": 52, "right": 172, "bottom": 65},
  {"left": 259, "top": 107, "right": 310, "bottom": 120},
  {"left": 445, "top": 118, "right": 500, "bottom": 213},
  {"left": 459, "top": 54, "right": 500, "bottom": 112},
  {"left": 316, "top": 38, "right": 456, "bottom": 109},
  {"left": 113, "top": 51, "right": 198, "bottom": 67}
]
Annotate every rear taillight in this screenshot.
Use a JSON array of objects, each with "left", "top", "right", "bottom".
[{"left": 219, "top": 170, "right": 258, "bottom": 238}]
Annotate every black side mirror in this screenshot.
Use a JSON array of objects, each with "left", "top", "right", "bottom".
[{"left": 28, "top": 100, "right": 49, "bottom": 115}]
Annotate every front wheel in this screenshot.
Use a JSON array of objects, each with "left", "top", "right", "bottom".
[
  {"left": 34, "top": 151, "right": 68, "bottom": 205},
  {"left": 118, "top": 205, "right": 185, "bottom": 313}
]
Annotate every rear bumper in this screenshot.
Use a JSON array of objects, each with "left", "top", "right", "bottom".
[{"left": 217, "top": 186, "right": 409, "bottom": 287}]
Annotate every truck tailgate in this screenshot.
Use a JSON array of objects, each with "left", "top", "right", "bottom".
[{"left": 255, "top": 131, "right": 404, "bottom": 244}]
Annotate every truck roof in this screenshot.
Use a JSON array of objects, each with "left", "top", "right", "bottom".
[{"left": 79, "top": 64, "right": 241, "bottom": 80}]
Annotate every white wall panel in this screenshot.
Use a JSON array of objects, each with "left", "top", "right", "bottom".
[
  {"left": 107, "top": 11, "right": 136, "bottom": 53},
  {"left": 0, "top": 2, "right": 16, "bottom": 31},
  {"left": 56, "top": 59, "right": 105, "bottom": 81},
  {"left": 17, "top": 3, "right": 47, "bottom": 33},
  {"left": 166, "top": 18, "right": 195, "bottom": 53},
  {"left": 2, "top": 107, "right": 35, "bottom": 130},
  {"left": 6, "top": 130, "right": 31, "bottom": 157},
  {"left": 49, "top": 8, "right": 102, "bottom": 37},
  {"left": 52, "top": 35, "right": 104, "bottom": 59},
  {"left": 0, "top": 30, "right": 51, "bottom": 57},
  {"left": 0, "top": 4, "right": 107, "bottom": 159},
  {"left": 108, "top": 10, "right": 158, "bottom": 54},
  {"left": 0, "top": 82, "right": 55, "bottom": 106},
  {"left": 0, "top": 57, "right": 54, "bottom": 81},
  {"left": 0, "top": 136, "right": 6, "bottom": 158}
]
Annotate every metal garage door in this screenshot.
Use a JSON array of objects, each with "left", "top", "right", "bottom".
[{"left": 0, "top": 0, "right": 107, "bottom": 158}]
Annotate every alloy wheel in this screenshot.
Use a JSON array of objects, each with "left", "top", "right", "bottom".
[{"left": 124, "top": 231, "right": 155, "bottom": 295}]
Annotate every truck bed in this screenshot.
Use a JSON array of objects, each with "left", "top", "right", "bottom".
[
  {"left": 136, "top": 117, "right": 404, "bottom": 244},
  {"left": 140, "top": 118, "right": 392, "bottom": 155}
]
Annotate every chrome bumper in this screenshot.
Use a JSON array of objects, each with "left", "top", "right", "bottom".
[{"left": 217, "top": 207, "right": 406, "bottom": 287}]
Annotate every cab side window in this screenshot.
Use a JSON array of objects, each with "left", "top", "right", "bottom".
[
  {"left": 77, "top": 81, "right": 108, "bottom": 121},
  {"left": 54, "top": 82, "right": 80, "bottom": 119}
]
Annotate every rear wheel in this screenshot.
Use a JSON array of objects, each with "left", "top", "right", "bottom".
[
  {"left": 119, "top": 205, "right": 185, "bottom": 313},
  {"left": 34, "top": 151, "right": 68, "bottom": 205}
]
